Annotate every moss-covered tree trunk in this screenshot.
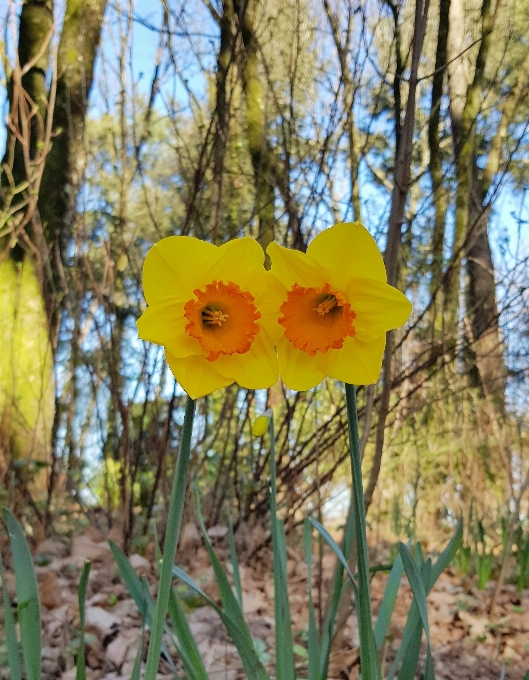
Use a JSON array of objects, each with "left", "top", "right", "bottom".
[
  {"left": 209, "top": 0, "right": 235, "bottom": 243},
  {"left": 0, "top": 0, "right": 55, "bottom": 495},
  {"left": 233, "top": 0, "right": 275, "bottom": 251},
  {"left": 39, "top": 0, "right": 108, "bottom": 337},
  {"left": 0, "top": 0, "right": 107, "bottom": 503}
]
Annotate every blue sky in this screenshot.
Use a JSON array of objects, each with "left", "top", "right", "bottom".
[{"left": 0, "top": 0, "right": 527, "bottom": 264}]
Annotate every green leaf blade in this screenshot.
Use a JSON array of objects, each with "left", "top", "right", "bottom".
[{"left": 3, "top": 508, "right": 41, "bottom": 680}]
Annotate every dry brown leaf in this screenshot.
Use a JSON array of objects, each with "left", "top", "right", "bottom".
[{"left": 39, "top": 572, "right": 63, "bottom": 610}]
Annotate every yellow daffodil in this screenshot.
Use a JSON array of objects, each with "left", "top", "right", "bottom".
[
  {"left": 267, "top": 222, "right": 412, "bottom": 391},
  {"left": 137, "top": 236, "right": 284, "bottom": 399}
]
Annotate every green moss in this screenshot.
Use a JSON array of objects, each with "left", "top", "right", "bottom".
[{"left": 0, "top": 258, "right": 54, "bottom": 488}]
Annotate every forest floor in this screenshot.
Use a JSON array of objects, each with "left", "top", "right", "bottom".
[{"left": 1, "top": 524, "right": 528, "bottom": 680}]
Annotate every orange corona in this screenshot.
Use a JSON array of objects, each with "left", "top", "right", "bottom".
[
  {"left": 184, "top": 281, "right": 261, "bottom": 361},
  {"left": 278, "top": 283, "right": 356, "bottom": 356}
]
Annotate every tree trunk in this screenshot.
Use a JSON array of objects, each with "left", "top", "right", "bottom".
[
  {"left": 444, "top": 0, "right": 493, "bottom": 333},
  {"left": 365, "top": 0, "right": 430, "bottom": 512},
  {"left": 0, "top": 0, "right": 54, "bottom": 261},
  {"left": 323, "top": 0, "right": 361, "bottom": 222},
  {"left": 233, "top": 0, "right": 275, "bottom": 251},
  {"left": 466, "top": 194, "right": 506, "bottom": 410},
  {"left": 38, "top": 0, "right": 108, "bottom": 338},
  {"left": 466, "top": 48, "right": 529, "bottom": 407},
  {"left": 428, "top": 0, "right": 450, "bottom": 323},
  {"left": 209, "top": 0, "right": 235, "bottom": 244},
  {"left": 0, "top": 0, "right": 55, "bottom": 497},
  {"left": 0, "top": 0, "right": 107, "bottom": 503}
]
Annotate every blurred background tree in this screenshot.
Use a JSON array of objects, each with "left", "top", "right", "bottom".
[{"left": 0, "top": 0, "right": 527, "bottom": 567}]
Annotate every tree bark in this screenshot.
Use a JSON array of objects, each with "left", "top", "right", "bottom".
[
  {"left": 233, "top": 0, "right": 275, "bottom": 251},
  {"left": 209, "top": 0, "right": 236, "bottom": 244},
  {"left": 323, "top": 0, "right": 361, "bottom": 222},
  {"left": 38, "top": 0, "right": 108, "bottom": 337},
  {"left": 464, "top": 50, "right": 529, "bottom": 408},
  {"left": 365, "top": 0, "right": 430, "bottom": 512},
  {"left": 444, "top": 0, "right": 493, "bottom": 331},
  {"left": 0, "top": 0, "right": 108, "bottom": 503},
  {"left": 0, "top": 0, "right": 55, "bottom": 497},
  {"left": 428, "top": 0, "right": 450, "bottom": 317},
  {"left": 0, "top": 0, "right": 54, "bottom": 259}
]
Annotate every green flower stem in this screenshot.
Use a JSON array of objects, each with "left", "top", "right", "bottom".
[
  {"left": 144, "top": 395, "right": 195, "bottom": 680},
  {"left": 344, "top": 383, "right": 381, "bottom": 680}
]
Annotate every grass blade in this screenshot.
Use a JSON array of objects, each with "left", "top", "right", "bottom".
[
  {"left": 398, "top": 543, "right": 431, "bottom": 646},
  {"left": 303, "top": 519, "right": 320, "bottom": 680},
  {"left": 129, "top": 633, "right": 143, "bottom": 680},
  {"left": 172, "top": 565, "right": 271, "bottom": 680},
  {"left": 110, "top": 540, "right": 176, "bottom": 670},
  {"left": 109, "top": 540, "right": 152, "bottom": 623},
  {"left": 344, "top": 384, "right": 382, "bottom": 680},
  {"left": 389, "top": 554, "right": 434, "bottom": 680},
  {"left": 144, "top": 396, "right": 195, "bottom": 680},
  {"left": 167, "top": 587, "right": 210, "bottom": 680},
  {"left": 228, "top": 512, "right": 243, "bottom": 608},
  {"left": 319, "top": 492, "right": 356, "bottom": 679},
  {"left": 397, "top": 619, "right": 423, "bottom": 680},
  {"left": 76, "top": 561, "right": 91, "bottom": 680},
  {"left": 373, "top": 553, "right": 403, "bottom": 650},
  {"left": 310, "top": 518, "right": 359, "bottom": 598},
  {"left": 428, "top": 521, "right": 463, "bottom": 588},
  {"left": 1, "top": 556, "right": 22, "bottom": 680},
  {"left": 269, "top": 416, "right": 296, "bottom": 680},
  {"left": 2, "top": 508, "right": 41, "bottom": 680}
]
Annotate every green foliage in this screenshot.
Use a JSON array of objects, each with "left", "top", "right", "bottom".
[
  {"left": 1, "top": 554, "right": 22, "bottom": 680},
  {"left": 76, "top": 561, "right": 91, "bottom": 680},
  {"left": 1, "top": 508, "right": 41, "bottom": 680},
  {"left": 0, "top": 259, "right": 54, "bottom": 493}
]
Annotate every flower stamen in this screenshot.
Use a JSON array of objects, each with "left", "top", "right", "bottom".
[
  {"left": 315, "top": 294, "right": 339, "bottom": 316},
  {"left": 279, "top": 282, "right": 356, "bottom": 356},
  {"left": 184, "top": 280, "right": 260, "bottom": 361},
  {"left": 202, "top": 307, "right": 229, "bottom": 326}
]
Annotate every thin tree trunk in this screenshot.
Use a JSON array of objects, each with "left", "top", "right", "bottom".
[
  {"left": 364, "top": 0, "right": 430, "bottom": 512},
  {"left": 428, "top": 0, "right": 450, "bottom": 320},
  {"left": 323, "top": 0, "right": 361, "bottom": 222}
]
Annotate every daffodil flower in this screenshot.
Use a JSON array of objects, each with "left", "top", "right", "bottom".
[
  {"left": 137, "top": 236, "right": 283, "bottom": 399},
  {"left": 267, "top": 222, "right": 412, "bottom": 391}
]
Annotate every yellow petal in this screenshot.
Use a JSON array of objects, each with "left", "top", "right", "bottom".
[
  {"left": 277, "top": 335, "right": 333, "bottom": 391},
  {"left": 306, "top": 222, "right": 387, "bottom": 291},
  {"left": 253, "top": 273, "right": 287, "bottom": 344},
  {"left": 214, "top": 329, "right": 279, "bottom": 389},
  {"left": 326, "top": 335, "right": 386, "bottom": 385},
  {"left": 143, "top": 236, "right": 218, "bottom": 304},
  {"left": 166, "top": 350, "right": 232, "bottom": 399},
  {"left": 206, "top": 237, "right": 264, "bottom": 290},
  {"left": 267, "top": 242, "right": 328, "bottom": 290},
  {"left": 136, "top": 300, "right": 199, "bottom": 358},
  {"left": 347, "top": 278, "right": 412, "bottom": 342}
]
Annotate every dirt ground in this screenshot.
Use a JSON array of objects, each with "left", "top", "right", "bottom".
[{"left": 1, "top": 524, "right": 528, "bottom": 679}]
